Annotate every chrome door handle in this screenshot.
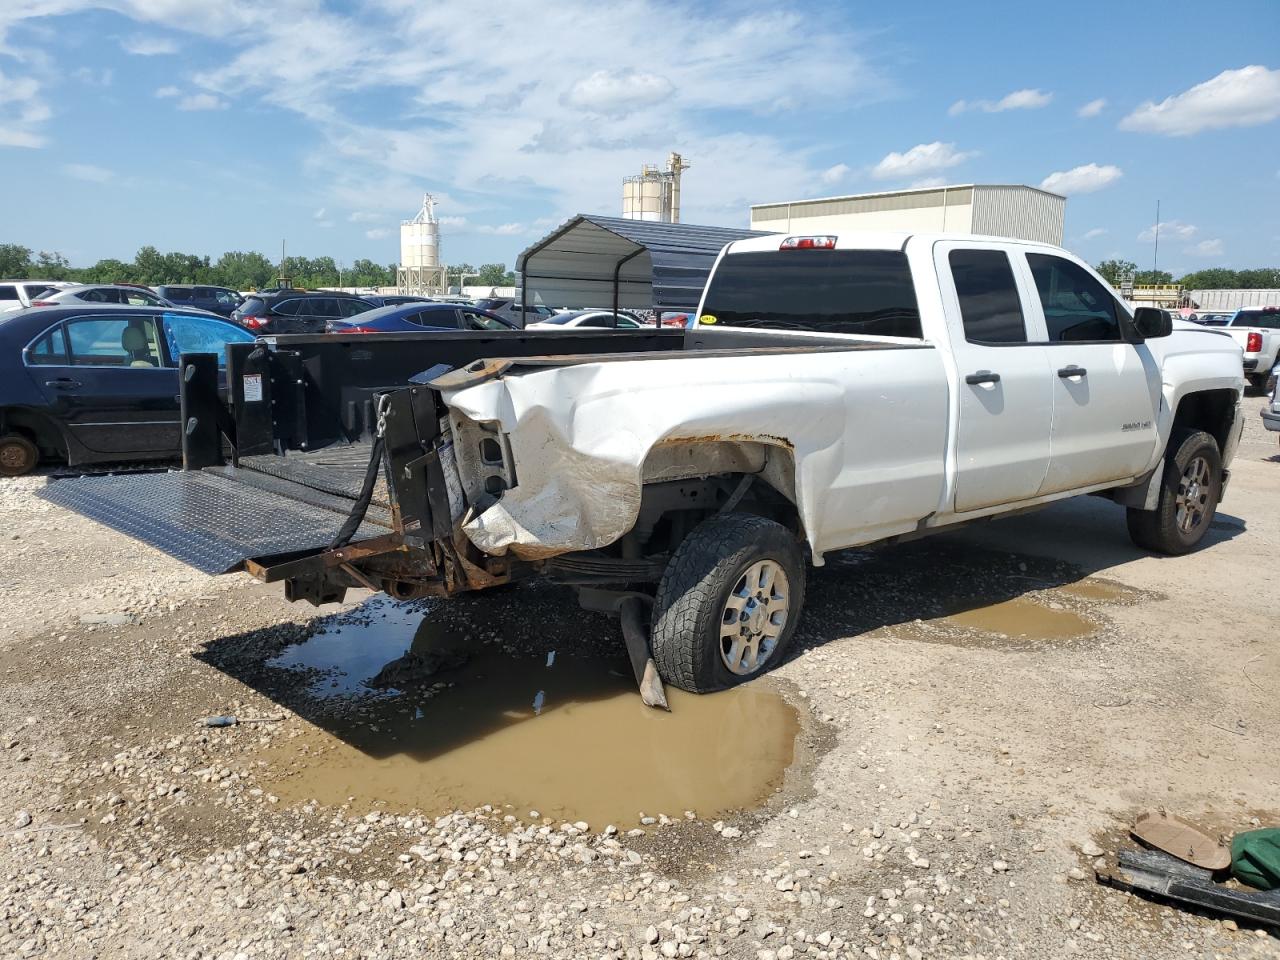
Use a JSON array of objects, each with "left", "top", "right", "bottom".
[{"left": 43, "top": 378, "right": 82, "bottom": 389}]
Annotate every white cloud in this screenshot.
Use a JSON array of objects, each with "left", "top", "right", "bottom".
[
  {"left": 1139, "top": 220, "right": 1197, "bottom": 243},
  {"left": 909, "top": 176, "right": 947, "bottom": 188},
  {"left": 1077, "top": 98, "right": 1106, "bottom": 118},
  {"left": 1187, "top": 238, "right": 1224, "bottom": 257},
  {"left": 477, "top": 222, "right": 526, "bottom": 236},
  {"left": 439, "top": 215, "right": 468, "bottom": 227},
  {"left": 564, "top": 69, "right": 673, "bottom": 113},
  {"left": 1120, "top": 65, "right": 1280, "bottom": 136},
  {"left": 949, "top": 88, "right": 1052, "bottom": 115},
  {"left": 313, "top": 207, "right": 327, "bottom": 219},
  {"left": 0, "top": 1, "right": 893, "bottom": 226},
  {"left": 61, "top": 162, "right": 113, "bottom": 182},
  {"left": 0, "top": 68, "right": 50, "bottom": 148},
  {"left": 120, "top": 34, "right": 178, "bottom": 56},
  {"left": 348, "top": 211, "right": 381, "bottom": 223},
  {"left": 365, "top": 228, "right": 390, "bottom": 240},
  {"left": 312, "top": 207, "right": 333, "bottom": 228},
  {"left": 177, "top": 92, "right": 227, "bottom": 111},
  {"left": 1083, "top": 228, "right": 1108, "bottom": 240},
  {"left": 872, "top": 142, "right": 974, "bottom": 180},
  {"left": 820, "top": 163, "right": 850, "bottom": 185},
  {"left": 1039, "top": 162, "right": 1123, "bottom": 195},
  {"left": 155, "top": 85, "right": 180, "bottom": 98}
]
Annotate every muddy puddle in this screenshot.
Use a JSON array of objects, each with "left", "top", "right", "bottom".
[
  {"left": 257, "top": 598, "right": 799, "bottom": 827},
  {"left": 937, "top": 596, "right": 1095, "bottom": 641}
]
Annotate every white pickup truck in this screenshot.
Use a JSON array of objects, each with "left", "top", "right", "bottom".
[
  {"left": 1221, "top": 306, "right": 1280, "bottom": 392},
  {"left": 43, "top": 232, "right": 1247, "bottom": 703}
]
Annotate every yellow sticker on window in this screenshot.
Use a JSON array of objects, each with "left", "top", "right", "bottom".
[{"left": 699, "top": 314, "right": 718, "bottom": 324}]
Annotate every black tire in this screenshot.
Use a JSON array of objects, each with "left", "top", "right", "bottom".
[
  {"left": 1249, "top": 375, "right": 1269, "bottom": 396},
  {"left": 1126, "top": 430, "right": 1222, "bottom": 555},
  {"left": 651, "top": 513, "right": 805, "bottom": 693},
  {"left": 0, "top": 434, "right": 39, "bottom": 478}
]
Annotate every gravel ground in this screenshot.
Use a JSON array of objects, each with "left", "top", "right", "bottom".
[{"left": 0, "top": 396, "right": 1277, "bottom": 960}]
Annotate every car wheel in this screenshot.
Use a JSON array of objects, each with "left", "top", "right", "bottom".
[
  {"left": 1249, "top": 375, "right": 1269, "bottom": 395},
  {"left": 0, "top": 434, "right": 39, "bottom": 478},
  {"left": 1126, "top": 430, "right": 1222, "bottom": 555},
  {"left": 651, "top": 513, "right": 805, "bottom": 693}
]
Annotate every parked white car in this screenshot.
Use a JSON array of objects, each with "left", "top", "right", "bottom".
[
  {"left": 30, "top": 284, "right": 173, "bottom": 308},
  {"left": 0, "top": 279, "right": 74, "bottom": 313},
  {"left": 1222, "top": 307, "right": 1280, "bottom": 392},
  {"left": 528, "top": 310, "right": 643, "bottom": 329}
]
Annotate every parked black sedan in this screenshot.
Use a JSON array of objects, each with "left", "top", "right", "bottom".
[{"left": 0, "top": 305, "right": 257, "bottom": 476}]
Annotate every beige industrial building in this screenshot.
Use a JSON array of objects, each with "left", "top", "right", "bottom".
[{"left": 750, "top": 184, "right": 1066, "bottom": 246}]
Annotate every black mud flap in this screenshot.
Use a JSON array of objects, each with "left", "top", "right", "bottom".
[{"left": 38, "top": 470, "right": 383, "bottom": 575}]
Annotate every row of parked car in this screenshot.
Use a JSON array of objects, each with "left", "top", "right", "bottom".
[{"left": 0, "top": 279, "right": 662, "bottom": 477}]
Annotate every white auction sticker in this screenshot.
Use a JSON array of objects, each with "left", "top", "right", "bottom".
[{"left": 242, "top": 374, "right": 263, "bottom": 402}]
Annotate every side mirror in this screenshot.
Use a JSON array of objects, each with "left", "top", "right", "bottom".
[{"left": 1132, "top": 306, "right": 1173, "bottom": 340}]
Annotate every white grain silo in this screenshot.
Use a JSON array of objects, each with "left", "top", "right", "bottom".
[
  {"left": 395, "top": 194, "right": 447, "bottom": 296},
  {"left": 622, "top": 152, "right": 690, "bottom": 223}
]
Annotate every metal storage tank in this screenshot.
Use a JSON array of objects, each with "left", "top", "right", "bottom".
[
  {"left": 622, "top": 153, "right": 690, "bottom": 223},
  {"left": 396, "top": 194, "right": 446, "bottom": 296},
  {"left": 749, "top": 184, "right": 1065, "bottom": 245}
]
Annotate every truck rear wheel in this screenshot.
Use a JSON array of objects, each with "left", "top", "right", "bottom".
[
  {"left": 1126, "top": 430, "right": 1222, "bottom": 555},
  {"left": 0, "top": 434, "right": 38, "bottom": 477},
  {"left": 652, "top": 513, "right": 805, "bottom": 693}
]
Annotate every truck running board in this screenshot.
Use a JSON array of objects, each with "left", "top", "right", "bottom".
[{"left": 38, "top": 470, "right": 385, "bottom": 575}]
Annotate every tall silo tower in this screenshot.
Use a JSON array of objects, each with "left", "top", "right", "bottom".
[
  {"left": 622, "top": 152, "right": 690, "bottom": 223},
  {"left": 396, "top": 194, "right": 447, "bottom": 296}
]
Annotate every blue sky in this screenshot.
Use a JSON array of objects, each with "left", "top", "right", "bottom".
[{"left": 1, "top": 0, "right": 1277, "bottom": 276}]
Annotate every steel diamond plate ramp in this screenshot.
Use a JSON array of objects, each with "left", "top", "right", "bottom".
[{"left": 38, "top": 470, "right": 380, "bottom": 575}]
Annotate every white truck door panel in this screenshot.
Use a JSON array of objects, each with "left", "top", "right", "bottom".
[
  {"left": 1022, "top": 252, "right": 1161, "bottom": 495},
  {"left": 935, "top": 242, "right": 1053, "bottom": 513}
]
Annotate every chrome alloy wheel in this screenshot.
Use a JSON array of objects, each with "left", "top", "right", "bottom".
[
  {"left": 1175, "top": 455, "right": 1212, "bottom": 535},
  {"left": 719, "top": 559, "right": 790, "bottom": 676}
]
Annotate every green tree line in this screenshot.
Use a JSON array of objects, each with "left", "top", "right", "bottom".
[
  {"left": 0, "top": 243, "right": 516, "bottom": 291},
  {"left": 1094, "top": 259, "right": 1280, "bottom": 290}
]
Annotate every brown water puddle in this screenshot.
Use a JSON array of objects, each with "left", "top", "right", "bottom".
[
  {"left": 1053, "top": 578, "right": 1140, "bottom": 604},
  {"left": 257, "top": 598, "right": 799, "bottom": 827},
  {"left": 934, "top": 596, "right": 1095, "bottom": 642}
]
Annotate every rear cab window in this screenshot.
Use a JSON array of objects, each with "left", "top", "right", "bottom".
[
  {"left": 700, "top": 249, "right": 923, "bottom": 338},
  {"left": 1232, "top": 310, "right": 1280, "bottom": 330},
  {"left": 0, "top": 285, "right": 18, "bottom": 301}
]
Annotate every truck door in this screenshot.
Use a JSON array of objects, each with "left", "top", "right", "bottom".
[
  {"left": 1022, "top": 253, "right": 1161, "bottom": 494},
  {"left": 936, "top": 242, "right": 1053, "bottom": 512}
]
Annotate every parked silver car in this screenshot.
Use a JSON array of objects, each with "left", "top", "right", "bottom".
[{"left": 30, "top": 284, "right": 174, "bottom": 308}]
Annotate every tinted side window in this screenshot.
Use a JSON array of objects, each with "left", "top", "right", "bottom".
[
  {"left": 27, "top": 326, "right": 68, "bottom": 364},
  {"left": 193, "top": 287, "right": 216, "bottom": 299},
  {"left": 949, "top": 250, "right": 1027, "bottom": 344},
  {"left": 122, "top": 288, "right": 162, "bottom": 306},
  {"left": 79, "top": 288, "right": 119, "bottom": 303},
  {"left": 166, "top": 287, "right": 195, "bottom": 301},
  {"left": 338, "top": 299, "right": 374, "bottom": 318},
  {"left": 0, "top": 285, "right": 17, "bottom": 301},
  {"left": 700, "top": 250, "right": 922, "bottom": 338},
  {"left": 461, "top": 309, "right": 509, "bottom": 330},
  {"left": 1027, "top": 254, "right": 1124, "bottom": 343},
  {"left": 271, "top": 299, "right": 301, "bottom": 316},
  {"left": 307, "top": 298, "right": 341, "bottom": 318}
]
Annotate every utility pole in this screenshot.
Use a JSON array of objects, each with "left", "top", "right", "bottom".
[{"left": 1152, "top": 200, "right": 1160, "bottom": 282}]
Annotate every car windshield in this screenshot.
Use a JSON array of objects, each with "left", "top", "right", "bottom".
[{"left": 1232, "top": 310, "right": 1280, "bottom": 330}]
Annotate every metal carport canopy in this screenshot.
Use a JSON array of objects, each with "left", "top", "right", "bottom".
[{"left": 516, "top": 215, "right": 773, "bottom": 314}]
